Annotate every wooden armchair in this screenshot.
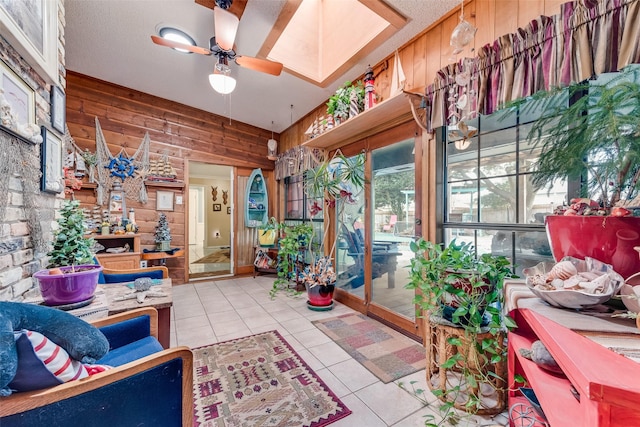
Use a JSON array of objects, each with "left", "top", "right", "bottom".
[
  {"left": 0, "top": 308, "right": 193, "bottom": 427},
  {"left": 340, "top": 224, "right": 401, "bottom": 289}
]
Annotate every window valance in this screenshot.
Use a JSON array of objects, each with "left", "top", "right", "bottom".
[{"left": 424, "top": 0, "right": 640, "bottom": 132}]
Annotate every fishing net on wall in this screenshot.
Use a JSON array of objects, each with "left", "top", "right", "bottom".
[{"left": 94, "top": 117, "right": 150, "bottom": 205}]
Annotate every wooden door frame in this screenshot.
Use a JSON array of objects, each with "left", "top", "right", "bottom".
[{"left": 333, "top": 120, "right": 425, "bottom": 342}]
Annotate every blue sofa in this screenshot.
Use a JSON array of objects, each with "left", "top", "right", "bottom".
[{"left": 0, "top": 308, "right": 193, "bottom": 426}]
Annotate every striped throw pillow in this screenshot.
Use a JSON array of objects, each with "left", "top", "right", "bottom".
[{"left": 8, "top": 330, "right": 107, "bottom": 392}]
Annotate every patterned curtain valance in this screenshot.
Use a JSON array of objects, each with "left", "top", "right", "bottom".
[
  {"left": 425, "top": 0, "right": 640, "bottom": 132},
  {"left": 274, "top": 146, "right": 326, "bottom": 181}
]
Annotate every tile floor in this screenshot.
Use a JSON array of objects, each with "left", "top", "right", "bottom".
[{"left": 171, "top": 276, "right": 509, "bottom": 426}]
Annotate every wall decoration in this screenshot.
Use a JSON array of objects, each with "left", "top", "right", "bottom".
[
  {"left": 227, "top": 206, "right": 231, "bottom": 214},
  {"left": 40, "top": 126, "right": 63, "bottom": 194},
  {"left": 222, "top": 189, "right": 228, "bottom": 205},
  {"left": 0, "top": 59, "right": 35, "bottom": 132},
  {"left": 156, "top": 190, "right": 174, "bottom": 211},
  {"left": 211, "top": 186, "right": 218, "bottom": 201},
  {"left": 0, "top": 0, "right": 58, "bottom": 83},
  {"left": 213, "top": 203, "right": 221, "bottom": 212},
  {"left": 94, "top": 117, "right": 150, "bottom": 205},
  {"left": 50, "top": 86, "right": 65, "bottom": 133}
]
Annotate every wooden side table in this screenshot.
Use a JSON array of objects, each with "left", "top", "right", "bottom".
[{"left": 101, "top": 279, "right": 173, "bottom": 349}]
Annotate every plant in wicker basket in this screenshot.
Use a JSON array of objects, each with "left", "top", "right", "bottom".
[{"left": 402, "top": 239, "right": 517, "bottom": 424}]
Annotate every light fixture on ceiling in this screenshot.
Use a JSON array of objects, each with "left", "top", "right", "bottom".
[
  {"left": 158, "top": 27, "right": 196, "bottom": 54},
  {"left": 267, "top": 121, "right": 278, "bottom": 160},
  {"left": 209, "top": 56, "right": 236, "bottom": 94}
]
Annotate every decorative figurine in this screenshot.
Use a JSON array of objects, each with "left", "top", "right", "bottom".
[{"left": 364, "top": 65, "right": 377, "bottom": 111}]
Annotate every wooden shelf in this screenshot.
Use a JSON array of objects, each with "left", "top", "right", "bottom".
[
  {"left": 144, "top": 180, "right": 185, "bottom": 189},
  {"left": 302, "top": 91, "right": 413, "bottom": 151},
  {"left": 141, "top": 249, "right": 185, "bottom": 261},
  {"left": 80, "top": 182, "right": 98, "bottom": 189}
]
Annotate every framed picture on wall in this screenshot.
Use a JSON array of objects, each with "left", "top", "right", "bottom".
[
  {"left": 0, "top": 0, "right": 58, "bottom": 83},
  {"left": 1, "top": 59, "right": 35, "bottom": 130},
  {"left": 40, "top": 126, "right": 63, "bottom": 193},
  {"left": 156, "top": 190, "right": 174, "bottom": 211},
  {"left": 51, "top": 86, "right": 65, "bottom": 133},
  {"left": 227, "top": 206, "right": 231, "bottom": 214},
  {"left": 213, "top": 203, "right": 221, "bottom": 212}
]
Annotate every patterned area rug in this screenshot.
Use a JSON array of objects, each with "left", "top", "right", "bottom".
[
  {"left": 313, "top": 313, "right": 425, "bottom": 383},
  {"left": 192, "top": 330, "right": 351, "bottom": 427},
  {"left": 193, "top": 249, "right": 230, "bottom": 264}
]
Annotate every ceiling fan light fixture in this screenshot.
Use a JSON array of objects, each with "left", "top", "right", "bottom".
[
  {"left": 158, "top": 27, "right": 196, "bottom": 53},
  {"left": 209, "top": 65, "right": 236, "bottom": 94}
]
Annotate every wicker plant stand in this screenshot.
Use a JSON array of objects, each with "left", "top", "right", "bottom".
[{"left": 425, "top": 315, "right": 507, "bottom": 415}]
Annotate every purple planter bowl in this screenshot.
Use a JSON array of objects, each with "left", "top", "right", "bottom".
[{"left": 33, "top": 265, "right": 103, "bottom": 306}]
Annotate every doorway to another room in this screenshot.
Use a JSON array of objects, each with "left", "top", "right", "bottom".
[{"left": 188, "top": 162, "right": 233, "bottom": 279}]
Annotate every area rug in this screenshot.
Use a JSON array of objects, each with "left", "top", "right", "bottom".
[
  {"left": 192, "top": 330, "right": 351, "bottom": 427},
  {"left": 312, "top": 313, "right": 425, "bottom": 383},
  {"left": 193, "top": 249, "right": 230, "bottom": 264}
]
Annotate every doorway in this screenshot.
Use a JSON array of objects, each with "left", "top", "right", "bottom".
[
  {"left": 335, "top": 134, "right": 420, "bottom": 340},
  {"left": 188, "top": 162, "right": 233, "bottom": 279}
]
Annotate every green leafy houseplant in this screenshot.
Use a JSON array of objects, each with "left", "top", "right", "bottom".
[
  {"left": 326, "top": 81, "right": 365, "bottom": 123},
  {"left": 270, "top": 222, "right": 314, "bottom": 298},
  {"left": 47, "top": 200, "right": 95, "bottom": 269},
  {"left": 270, "top": 152, "right": 366, "bottom": 299},
  {"left": 404, "top": 239, "right": 517, "bottom": 423}
]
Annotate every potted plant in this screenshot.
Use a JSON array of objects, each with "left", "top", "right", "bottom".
[
  {"left": 300, "top": 151, "right": 365, "bottom": 308},
  {"left": 326, "top": 81, "right": 364, "bottom": 125},
  {"left": 33, "top": 200, "right": 103, "bottom": 306},
  {"left": 270, "top": 222, "right": 314, "bottom": 298},
  {"left": 269, "top": 151, "right": 366, "bottom": 309},
  {"left": 504, "top": 66, "right": 640, "bottom": 278},
  {"left": 154, "top": 213, "right": 171, "bottom": 251},
  {"left": 404, "top": 238, "right": 516, "bottom": 420},
  {"left": 258, "top": 217, "right": 278, "bottom": 247}
]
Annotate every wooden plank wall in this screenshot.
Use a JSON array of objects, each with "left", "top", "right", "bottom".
[
  {"left": 279, "top": 0, "right": 566, "bottom": 149},
  {"left": 66, "top": 72, "right": 277, "bottom": 284}
]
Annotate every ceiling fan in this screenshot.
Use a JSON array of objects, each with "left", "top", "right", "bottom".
[{"left": 150, "top": 3, "right": 283, "bottom": 94}]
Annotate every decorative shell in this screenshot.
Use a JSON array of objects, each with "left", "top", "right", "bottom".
[{"left": 547, "top": 261, "right": 578, "bottom": 280}]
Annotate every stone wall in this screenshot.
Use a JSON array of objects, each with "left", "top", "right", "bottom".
[{"left": 0, "top": 0, "right": 66, "bottom": 301}]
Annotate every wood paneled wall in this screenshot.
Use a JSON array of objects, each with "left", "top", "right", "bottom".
[
  {"left": 66, "top": 72, "right": 277, "bottom": 284},
  {"left": 279, "top": 0, "right": 566, "bottom": 149}
]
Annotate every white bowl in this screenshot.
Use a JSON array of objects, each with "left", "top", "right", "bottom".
[
  {"left": 620, "top": 284, "right": 640, "bottom": 313},
  {"left": 523, "top": 257, "right": 624, "bottom": 309}
]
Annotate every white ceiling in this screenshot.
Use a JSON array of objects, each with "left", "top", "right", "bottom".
[{"left": 65, "top": 0, "right": 460, "bottom": 133}]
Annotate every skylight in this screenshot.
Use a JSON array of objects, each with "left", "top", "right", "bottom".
[{"left": 258, "top": 0, "right": 407, "bottom": 87}]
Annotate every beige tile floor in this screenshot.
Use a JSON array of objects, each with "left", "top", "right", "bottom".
[{"left": 170, "top": 276, "right": 509, "bottom": 426}]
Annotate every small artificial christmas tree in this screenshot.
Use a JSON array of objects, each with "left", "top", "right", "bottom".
[{"left": 154, "top": 213, "right": 172, "bottom": 251}]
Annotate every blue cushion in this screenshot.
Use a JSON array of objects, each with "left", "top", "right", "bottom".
[
  {"left": 99, "top": 315, "right": 151, "bottom": 349},
  {"left": 96, "top": 336, "right": 163, "bottom": 366},
  {"left": 102, "top": 270, "right": 165, "bottom": 283}
]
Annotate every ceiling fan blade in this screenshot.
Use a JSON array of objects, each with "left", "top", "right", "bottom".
[
  {"left": 236, "top": 56, "right": 283, "bottom": 76},
  {"left": 150, "top": 35, "right": 211, "bottom": 56},
  {"left": 214, "top": 7, "right": 239, "bottom": 51}
]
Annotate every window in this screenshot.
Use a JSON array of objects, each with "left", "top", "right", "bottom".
[
  {"left": 284, "top": 174, "right": 324, "bottom": 253},
  {"left": 437, "top": 94, "right": 570, "bottom": 275}
]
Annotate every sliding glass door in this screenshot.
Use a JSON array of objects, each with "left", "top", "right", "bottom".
[{"left": 334, "top": 130, "right": 421, "bottom": 340}]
